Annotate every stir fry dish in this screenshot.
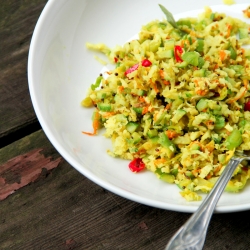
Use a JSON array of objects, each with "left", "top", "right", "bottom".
[{"left": 82, "top": 5, "right": 250, "bottom": 201}]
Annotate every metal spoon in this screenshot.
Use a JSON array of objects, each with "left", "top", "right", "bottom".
[{"left": 165, "top": 151, "right": 250, "bottom": 250}]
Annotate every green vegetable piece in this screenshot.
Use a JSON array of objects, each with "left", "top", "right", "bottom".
[
  {"left": 229, "top": 65, "right": 244, "bottom": 75},
  {"left": 212, "top": 135, "right": 221, "bottom": 144},
  {"left": 166, "top": 49, "right": 174, "bottom": 58},
  {"left": 177, "top": 179, "right": 192, "bottom": 190},
  {"left": 176, "top": 61, "right": 188, "bottom": 68},
  {"left": 155, "top": 168, "right": 162, "bottom": 175},
  {"left": 190, "top": 143, "right": 200, "bottom": 151},
  {"left": 150, "top": 136, "right": 159, "bottom": 144},
  {"left": 132, "top": 132, "right": 142, "bottom": 144},
  {"left": 157, "top": 49, "right": 174, "bottom": 59},
  {"left": 218, "top": 154, "right": 226, "bottom": 164},
  {"left": 159, "top": 133, "right": 173, "bottom": 147},
  {"left": 170, "top": 30, "right": 182, "bottom": 40},
  {"left": 196, "top": 99, "right": 208, "bottom": 112},
  {"left": 185, "top": 171, "right": 195, "bottom": 179},
  {"left": 186, "top": 92, "right": 193, "bottom": 98},
  {"left": 127, "top": 132, "right": 141, "bottom": 145},
  {"left": 195, "top": 22, "right": 204, "bottom": 32},
  {"left": 210, "top": 13, "right": 215, "bottom": 21},
  {"left": 96, "top": 92, "right": 107, "bottom": 100},
  {"left": 158, "top": 22, "right": 167, "bottom": 29},
  {"left": 225, "top": 175, "right": 248, "bottom": 192},
  {"left": 116, "top": 114, "right": 127, "bottom": 122},
  {"left": 91, "top": 76, "right": 103, "bottom": 90},
  {"left": 97, "top": 103, "right": 112, "bottom": 112},
  {"left": 159, "top": 4, "right": 178, "bottom": 29},
  {"left": 126, "top": 122, "right": 139, "bottom": 133},
  {"left": 147, "top": 129, "right": 158, "bottom": 138},
  {"left": 91, "top": 111, "right": 102, "bottom": 129},
  {"left": 196, "top": 39, "right": 204, "bottom": 53},
  {"left": 181, "top": 50, "right": 204, "bottom": 68},
  {"left": 133, "top": 107, "right": 143, "bottom": 114},
  {"left": 170, "top": 168, "right": 178, "bottom": 176},
  {"left": 149, "top": 40, "right": 160, "bottom": 52},
  {"left": 138, "top": 90, "right": 145, "bottom": 96},
  {"left": 208, "top": 101, "right": 221, "bottom": 111},
  {"left": 214, "top": 116, "right": 225, "bottom": 130},
  {"left": 193, "top": 69, "right": 206, "bottom": 77},
  {"left": 159, "top": 173, "right": 175, "bottom": 183},
  {"left": 176, "top": 19, "right": 192, "bottom": 28},
  {"left": 115, "top": 62, "right": 121, "bottom": 68},
  {"left": 158, "top": 132, "right": 176, "bottom": 158},
  {"left": 239, "top": 120, "right": 247, "bottom": 128},
  {"left": 225, "top": 182, "right": 239, "bottom": 192},
  {"left": 239, "top": 28, "right": 249, "bottom": 39},
  {"left": 225, "top": 130, "right": 242, "bottom": 150},
  {"left": 188, "top": 36, "right": 193, "bottom": 45},
  {"left": 129, "top": 147, "right": 138, "bottom": 154},
  {"left": 181, "top": 51, "right": 199, "bottom": 66},
  {"left": 212, "top": 108, "right": 222, "bottom": 115},
  {"left": 228, "top": 46, "right": 237, "bottom": 60},
  {"left": 198, "top": 57, "right": 205, "bottom": 68}
]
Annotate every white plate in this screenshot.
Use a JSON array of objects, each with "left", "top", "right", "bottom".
[{"left": 28, "top": 0, "right": 250, "bottom": 213}]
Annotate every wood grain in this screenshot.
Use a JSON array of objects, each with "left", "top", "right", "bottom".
[
  {"left": 0, "top": 0, "right": 46, "bottom": 147},
  {"left": 1, "top": 130, "right": 250, "bottom": 250}
]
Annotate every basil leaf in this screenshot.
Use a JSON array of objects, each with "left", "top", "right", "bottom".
[{"left": 159, "top": 4, "right": 178, "bottom": 29}]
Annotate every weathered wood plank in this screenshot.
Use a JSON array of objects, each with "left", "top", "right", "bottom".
[
  {"left": 0, "top": 148, "right": 61, "bottom": 200},
  {"left": 1, "top": 130, "right": 250, "bottom": 249},
  {"left": 0, "top": 0, "right": 47, "bottom": 146}
]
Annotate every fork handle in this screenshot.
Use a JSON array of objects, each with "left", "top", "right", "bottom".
[{"left": 165, "top": 157, "right": 242, "bottom": 250}]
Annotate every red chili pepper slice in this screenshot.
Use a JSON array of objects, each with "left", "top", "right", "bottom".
[
  {"left": 244, "top": 101, "right": 250, "bottom": 111},
  {"left": 174, "top": 45, "right": 183, "bottom": 63},
  {"left": 129, "top": 158, "right": 145, "bottom": 173},
  {"left": 125, "top": 59, "right": 152, "bottom": 76},
  {"left": 141, "top": 59, "right": 152, "bottom": 67},
  {"left": 114, "top": 57, "right": 118, "bottom": 63},
  {"left": 242, "top": 166, "right": 248, "bottom": 172},
  {"left": 125, "top": 63, "right": 139, "bottom": 76}
]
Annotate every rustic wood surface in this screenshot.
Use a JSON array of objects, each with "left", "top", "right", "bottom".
[
  {"left": 1, "top": 1, "right": 250, "bottom": 249},
  {"left": 0, "top": 0, "right": 43, "bottom": 148}
]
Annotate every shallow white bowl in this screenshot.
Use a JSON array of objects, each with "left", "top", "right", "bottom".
[{"left": 28, "top": 0, "right": 250, "bottom": 213}]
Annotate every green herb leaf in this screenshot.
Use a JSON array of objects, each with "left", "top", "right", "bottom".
[{"left": 159, "top": 4, "right": 178, "bottom": 29}]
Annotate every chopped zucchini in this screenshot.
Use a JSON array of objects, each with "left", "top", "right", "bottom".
[
  {"left": 126, "top": 122, "right": 139, "bottom": 133},
  {"left": 147, "top": 129, "right": 158, "bottom": 138},
  {"left": 239, "top": 28, "right": 249, "bottom": 39},
  {"left": 196, "top": 98, "right": 208, "bottom": 112},
  {"left": 97, "top": 103, "right": 112, "bottom": 112},
  {"left": 159, "top": 173, "right": 175, "bottom": 183}
]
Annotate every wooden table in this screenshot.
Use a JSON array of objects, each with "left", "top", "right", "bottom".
[{"left": 1, "top": 1, "right": 250, "bottom": 249}]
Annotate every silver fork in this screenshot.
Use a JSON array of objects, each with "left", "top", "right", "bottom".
[{"left": 165, "top": 151, "right": 250, "bottom": 250}]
